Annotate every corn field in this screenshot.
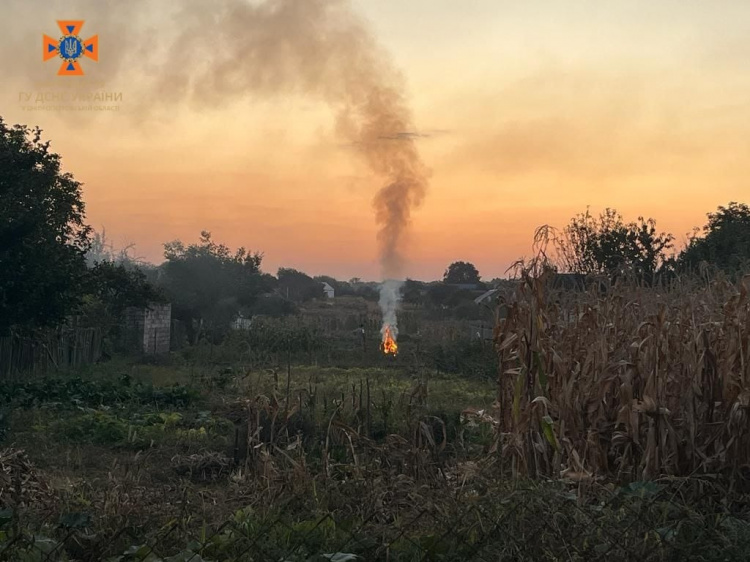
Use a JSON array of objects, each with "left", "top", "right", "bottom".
[{"left": 493, "top": 269, "right": 750, "bottom": 483}]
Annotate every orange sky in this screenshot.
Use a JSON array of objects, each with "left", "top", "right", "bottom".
[{"left": 4, "top": 1, "right": 750, "bottom": 281}]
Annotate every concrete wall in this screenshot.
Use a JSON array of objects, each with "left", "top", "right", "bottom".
[
  {"left": 123, "top": 303, "right": 171, "bottom": 355},
  {"left": 143, "top": 304, "right": 171, "bottom": 355}
]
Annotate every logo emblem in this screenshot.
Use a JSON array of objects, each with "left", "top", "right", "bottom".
[{"left": 43, "top": 20, "right": 98, "bottom": 76}]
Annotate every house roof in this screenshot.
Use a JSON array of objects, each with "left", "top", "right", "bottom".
[
  {"left": 474, "top": 288, "right": 499, "bottom": 304},
  {"left": 321, "top": 282, "right": 335, "bottom": 291}
]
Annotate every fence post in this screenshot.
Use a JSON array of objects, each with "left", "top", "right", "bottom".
[{"left": 366, "top": 378, "right": 371, "bottom": 437}]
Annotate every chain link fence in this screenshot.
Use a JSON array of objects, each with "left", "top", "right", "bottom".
[{"left": 2, "top": 477, "right": 748, "bottom": 561}]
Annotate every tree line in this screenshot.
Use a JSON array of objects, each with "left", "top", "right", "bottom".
[
  {"left": 2, "top": 117, "right": 749, "bottom": 339},
  {"left": 540, "top": 204, "right": 750, "bottom": 283},
  {"left": 0, "top": 118, "right": 377, "bottom": 339}
]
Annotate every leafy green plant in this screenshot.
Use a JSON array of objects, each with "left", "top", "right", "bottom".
[
  {"left": 0, "top": 376, "right": 198, "bottom": 410},
  {"left": 52, "top": 410, "right": 129, "bottom": 444}
]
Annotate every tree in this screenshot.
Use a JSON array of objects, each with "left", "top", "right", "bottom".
[
  {"left": 250, "top": 294, "right": 298, "bottom": 317},
  {"left": 0, "top": 118, "right": 91, "bottom": 333},
  {"left": 678, "top": 202, "right": 750, "bottom": 275},
  {"left": 353, "top": 282, "right": 379, "bottom": 302},
  {"left": 86, "top": 227, "right": 144, "bottom": 268},
  {"left": 555, "top": 208, "right": 673, "bottom": 284},
  {"left": 443, "top": 261, "right": 481, "bottom": 285},
  {"left": 77, "top": 261, "right": 166, "bottom": 344},
  {"left": 160, "top": 232, "right": 269, "bottom": 342},
  {"left": 402, "top": 279, "right": 425, "bottom": 305},
  {"left": 278, "top": 268, "right": 324, "bottom": 303},
  {"left": 86, "top": 261, "right": 165, "bottom": 317},
  {"left": 427, "top": 282, "right": 460, "bottom": 307}
]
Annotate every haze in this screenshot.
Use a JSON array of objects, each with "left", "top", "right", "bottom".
[{"left": 3, "top": 0, "right": 749, "bottom": 280}]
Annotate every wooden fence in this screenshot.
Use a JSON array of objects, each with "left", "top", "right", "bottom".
[{"left": 0, "top": 327, "right": 103, "bottom": 379}]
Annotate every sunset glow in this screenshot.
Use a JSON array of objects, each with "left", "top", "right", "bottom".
[{"left": 4, "top": 0, "right": 749, "bottom": 280}]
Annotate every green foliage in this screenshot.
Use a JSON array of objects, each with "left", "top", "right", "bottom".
[
  {"left": 4, "top": 360, "right": 748, "bottom": 561},
  {"left": 401, "top": 279, "right": 425, "bottom": 305},
  {"left": 92, "top": 482, "right": 750, "bottom": 561},
  {"left": 556, "top": 207, "right": 674, "bottom": 284},
  {"left": 52, "top": 410, "right": 129, "bottom": 444},
  {"left": 77, "top": 262, "right": 166, "bottom": 337},
  {"left": 451, "top": 301, "right": 486, "bottom": 320},
  {"left": 351, "top": 282, "right": 379, "bottom": 302},
  {"left": 85, "top": 261, "right": 166, "bottom": 317},
  {"left": 0, "top": 118, "right": 91, "bottom": 334},
  {"left": 0, "top": 375, "right": 198, "bottom": 410},
  {"left": 278, "top": 268, "right": 325, "bottom": 303},
  {"left": 679, "top": 201, "right": 750, "bottom": 275},
  {"left": 425, "top": 283, "right": 478, "bottom": 310},
  {"left": 183, "top": 317, "right": 326, "bottom": 366},
  {"left": 250, "top": 294, "right": 298, "bottom": 317},
  {"left": 426, "top": 283, "right": 460, "bottom": 307},
  {"left": 187, "top": 508, "right": 363, "bottom": 561},
  {"left": 160, "top": 231, "right": 270, "bottom": 342},
  {"left": 443, "top": 261, "right": 481, "bottom": 285},
  {"left": 49, "top": 408, "right": 230, "bottom": 447}
]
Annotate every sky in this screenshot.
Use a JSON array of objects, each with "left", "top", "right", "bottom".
[{"left": 3, "top": 0, "right": 750, "bottom": 281}]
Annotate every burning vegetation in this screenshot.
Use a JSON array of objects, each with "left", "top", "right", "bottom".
[
  {"left": 378, "top": 279, "right": 403, "bottom": 356},
  {"left": 380, "top": 324, "right": 398, "bottom": 355}
]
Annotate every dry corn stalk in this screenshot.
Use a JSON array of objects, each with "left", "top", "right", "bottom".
[{"left": 492, "top": 269, "right": 750, "bottom": 482}]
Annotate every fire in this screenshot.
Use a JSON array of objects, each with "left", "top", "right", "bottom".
[{"left": 381, "top": 325, "right": 398, "bottom": 355}]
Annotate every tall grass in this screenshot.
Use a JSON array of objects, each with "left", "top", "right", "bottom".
[{"left": 493, "top": 268, "right": 750, "bottom": 484}]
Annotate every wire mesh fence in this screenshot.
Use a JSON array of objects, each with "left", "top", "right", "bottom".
[{"left": 2, "top": 477, "right": 748, "bottom": 561}]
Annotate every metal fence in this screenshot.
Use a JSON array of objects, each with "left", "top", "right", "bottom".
[{"left": 1, "top": 478, "right": 747, "bottom": 561}]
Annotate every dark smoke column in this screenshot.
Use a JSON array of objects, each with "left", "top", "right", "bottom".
[
  {"left": 350, "top": 54, "right": 429, "bottom": 347},
  {"left": 11, "top": 0, "right": 430, "bottom": 333},
  {"left": 356, "top": 87, "right": 428, "bottom": 349},
  {"left": 358, "top": 97, "right": 429, "bottom": 280},
  {"left": 156, "top": 0, "right": 430, "bottom": 279}
]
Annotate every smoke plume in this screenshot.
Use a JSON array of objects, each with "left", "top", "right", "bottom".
[
  {"left": 148, "top": 0, "right": 429, "bottom": 338},
  {"left": 378, "top": 278, "right": 403, "bottom": 339},
  {"left": 7, "top": 0, "right": 427, "bottom": 336}
]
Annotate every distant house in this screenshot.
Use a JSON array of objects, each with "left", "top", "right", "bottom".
[
  {"left": 321, "top": 282, "right": 335, "bottom": 299},
  {"left": 231, "top": 314, "right": 253, "bottom": 330}
]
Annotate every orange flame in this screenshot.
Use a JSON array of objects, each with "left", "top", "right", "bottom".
[{"left": 381, "top": 325, "right": 398, "bottom": 355}]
